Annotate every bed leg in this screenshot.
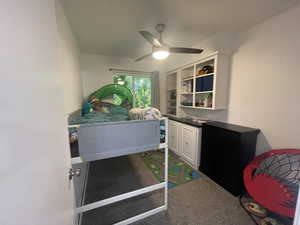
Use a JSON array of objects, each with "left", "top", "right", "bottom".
[
  {"left": 164, "top": 146, "right": 168, "bottom": 208},
  {"left": 164, "top": 117, "right": 168, "bottom": 208}
]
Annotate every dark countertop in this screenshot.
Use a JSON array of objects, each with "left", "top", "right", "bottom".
[
  {"left": 164, "top": 115, "right": 260, "bottom": 134},
  {"left": 204, "top": 121, "right": 260, "bottom": 134},
  {"left": 164, "top": 115, "right": 207, "bottom": 128}
]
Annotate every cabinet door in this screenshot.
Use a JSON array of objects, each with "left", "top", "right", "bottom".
[
  {"left": 168, "top": 120, "right": 178, "bottom": 153},
  {"left": 177, "top": 122, "right": 182, "bottom": 156},
  {"left": 200, "top": 124, "right": 243, "bottom": 196},
  {"left": 181, "top": 124, "right": 197, "bottom": 165}
]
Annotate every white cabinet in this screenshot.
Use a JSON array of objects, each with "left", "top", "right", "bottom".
[
  {"left": 181, "top": 124, "right": 197, "bottom": 164},
  {"left": 168, "top": 120, "right": 201, "bottom": 169},
  {"left": 168, "top": 120, "right": 178, "bottom": 154}
]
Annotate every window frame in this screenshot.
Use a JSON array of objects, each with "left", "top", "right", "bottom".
[{"left": 112, "top": 73, "right": 152, "bottom": 108}]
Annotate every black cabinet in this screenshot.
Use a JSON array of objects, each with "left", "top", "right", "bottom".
[{"left": 200, "top": 121, "right": 260, "bottom": 196}]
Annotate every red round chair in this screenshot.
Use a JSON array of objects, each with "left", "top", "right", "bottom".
[{"left": 244, "top": 149, "right": 300, "bottom": 218}]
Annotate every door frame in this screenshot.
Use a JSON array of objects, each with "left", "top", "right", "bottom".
[{"left": 294, "top": 187, "right": 300, "bottom": 225}]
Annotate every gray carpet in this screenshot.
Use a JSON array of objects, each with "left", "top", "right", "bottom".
[{"left": 81, "top": 153, "right": 254, "bottom": 225}]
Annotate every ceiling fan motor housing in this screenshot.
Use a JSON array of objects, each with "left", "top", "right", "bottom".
[
  {"left": 152, "top": 45, "right": 169, "bottom": 52},
  {"left": 155, "top": 24, "right": 166, "bottom": 33}
]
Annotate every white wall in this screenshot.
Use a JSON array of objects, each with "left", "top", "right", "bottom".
[
  {"left": 0, "top": 1, "right": 73, "bottom": 225},
  {"left": 228, "top": 5, "right": 300, "bottom": 154},
  {"left": 56, "top": 0, "right": 83, "bottom": 114},
  {"left": 160, "top": 5, "right": 300, "bottom": 154},
  {"left": 80, "top": 53, "right": 163, "bottom": 98}
]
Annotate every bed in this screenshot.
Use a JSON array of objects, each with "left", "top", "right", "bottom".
[{"left": 68, "top": 109, "right": 168, "bottom": 225}]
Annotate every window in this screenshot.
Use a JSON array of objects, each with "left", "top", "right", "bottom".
[{"left": 113, "top": 74, "right": 151, "bottom": 108}]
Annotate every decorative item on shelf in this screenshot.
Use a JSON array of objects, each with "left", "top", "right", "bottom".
[
  {"left": 198, "top": 70, "right": 205, "bottom": 76},
  {"left": 196, "top": 93, "right": 212, "bottom": 108},
  {"left": 181, "top": 100, "right": 193, "bottom": 106},
  {"left": 204, "top": 93, "right": 213, "bottom": 108},
  {"left": 198, "top": 65, "right": 214, "bottom": 75},
  {"left": 208, "top": 93, "right": 213, "bottom": 107},
  {"left": 196, "top": 99, "right": 204, "bottom": 107},
  {"left": 182, "top": 80, "right": 193, "bottom": 93},
  {"left": 170, "top": 92, "right": 176, "bottom": 99},
  {"left": 196, "top": 75, "right": 213, "bottom": 92},
  {"left": 182, "top": 82, "right": 187, "bottom": 92}
]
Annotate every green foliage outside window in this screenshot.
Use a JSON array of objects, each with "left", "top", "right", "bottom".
[{"left": 113, "top": 74, "right": 151, "bottom": 108}]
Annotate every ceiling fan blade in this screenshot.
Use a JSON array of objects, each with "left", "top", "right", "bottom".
[
  {"left": 139, "top": 31, "right": 162, "bottom": 47},
  {"left": 170, "top": 47, "right": 203, "bottom": 54},
  {"left": 135, "top": 53, "right": 152, "bottom": 62}
]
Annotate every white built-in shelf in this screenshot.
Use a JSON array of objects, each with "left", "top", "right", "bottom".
[
  {"left": 195, "top": 73, "right": 214, "bottom": 78},
  {"left": 180, "top": 105, "right": 215, "bottom": 110},
  {"left": 180, "top": 105, "right": 221, "bottom": 110},
  {"left": 180, "top": 105, "right": 194, "bottom": 108},
  {"left": 181, "top": 77, "right": 194, "bottom": 81},
  {"left": 166, "top": 72, "right": 178, "bottom": 116},
  {"left": 166, "top": 52, "right": 230, "bottom": 112},
  {"left": 194, "top": 106, "right": 214, "bottom": 110},
  {"left": 182, "top": 73, "right": 214, "bottom": 81},
  {"left": 195, "top": 91, "right": 213, "bottom": 94},
  {"left": 177, "top": 52, "right": 230, "bottom": 110}
]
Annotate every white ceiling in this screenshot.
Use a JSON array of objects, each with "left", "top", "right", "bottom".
[{"left": 61, "top": 0, "right": 300, "bottom": 58}]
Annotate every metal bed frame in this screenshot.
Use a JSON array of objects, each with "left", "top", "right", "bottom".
[{"left": 69, "top": 117, "right": 168, "bottom": 225}]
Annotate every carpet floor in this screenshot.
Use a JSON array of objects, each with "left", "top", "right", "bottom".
[{"left": 81, "top": 152, "right": 254, "bottom": 225}]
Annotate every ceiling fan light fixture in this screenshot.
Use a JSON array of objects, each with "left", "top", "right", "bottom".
[
  {"left": 152, "top": 46, "right": 169, "bottom": 60},
  {"left": 135, "top": 24, "right": 203, "bottom": 62}
]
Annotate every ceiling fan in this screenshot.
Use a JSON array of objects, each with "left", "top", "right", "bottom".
[{"left": 136, "top": 24, "right": 203, "bottom": 62}]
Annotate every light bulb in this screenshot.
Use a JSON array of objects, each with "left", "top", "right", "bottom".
[{"left": 152, "top": 49, "right": 170, "bottom": 60}]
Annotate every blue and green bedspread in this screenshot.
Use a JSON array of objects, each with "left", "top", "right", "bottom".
[{"left": 68, "top": 106, "right": 129, "bottom": 125}]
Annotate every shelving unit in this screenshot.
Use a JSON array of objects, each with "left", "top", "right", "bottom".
[
  {"left": 178, "top": 52, "right": 230, "bottom": 110},
  {"left": 195, "top": 73, "right": 214, "bottom": 78},
  {"left": 180, "top": 105, "right": 194, "bottom": 108},
  {"left": 166, "top": 72, "right": 177, "bottom": 115},
  {"left": 181, "top": 77, "right": 194, "bottom": 81},
  {"left": 179, "top": 65, "right": 193, "bottom": 107}
]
